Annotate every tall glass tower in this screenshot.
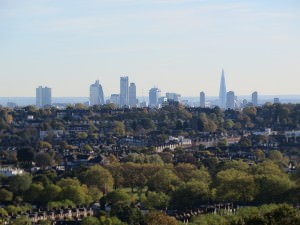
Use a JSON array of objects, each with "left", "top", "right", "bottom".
[
  {"left": 89, "top": 80, "right": 105, "bottom": 106},
  {"left": 219, "top": 69, "right": 227, "bottom": 109},
  {"left": 129, "top": 82, "right": 137, "bottom": 108},
  {"left": 120, "top": 76, "right": 129, "bottom": 107}
]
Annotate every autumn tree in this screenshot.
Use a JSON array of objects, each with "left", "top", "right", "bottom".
[{"left": 145, "top": 211, "right": 179, "bottom": 225}]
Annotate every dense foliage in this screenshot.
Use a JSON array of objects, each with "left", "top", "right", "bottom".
[{"left": 1, "top": 103, "right": 300, "bottom": 224}]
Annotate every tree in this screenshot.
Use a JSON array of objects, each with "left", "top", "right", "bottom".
[
  {"left": 0, "top": 188, "right": 13, "bottom": 202},
  {"left": 191, "top": 213, "right": 228, "bottom": 225},
  {"left": 174, "top": 163, "right": 202, "bottom": 182},
  {"left": 76, "top": 132, "right": 88, "bottom": 139},
  {"left": 57, "top": 178, "right": 91, "bottom": 205},
  {"left": 17, "top": 147, "right": 35, "bottom": 165},
  {"left": 145, "top": 211, "right": 179, "bottom": 225},
  {"left": 106, "top": 189, "right": 132, "bottom": 208},
  {"left": 80, "top": 165, "right": 114, "bottom": 193},
  {"left": 147, "top": 168, "right": 180, "bottom": 193},
  {"left": 83, "top": 144, "right": 93, "bottom": 152},
  {"left": 254, "top": 174, "right": 295, "bottom": 203},
  {"left": 243, "top": 106, "right": 257, "bottom": 116},
  {"left": 140, "top": 118, "right": 155, "bottom": 130},
  {"left": 81, "top": 217, "right": 100, "bottom": 225},
  {"left": 37, "top": 220, "right": 52, "bottom": 225},
  {"left": 253, "top": 149, "right": 265, "bottom": 161},
  {"left": 217, "top": 138, "right": 228, "bottom": 148},
  {"left": 239, "top": 137, "right": 252, "bottom": 148},
  {"left": 105, "top": 163, "right": 124, "bottom": 189},
  {"left": 224, "top": 119, "right": 234, "bottom": 129},
  {"left": 24, "top": 183, "right": 44, "bottom": 203},
  {"left": 0, "top": 207, "right": 8, "bottom": 221},
  {"left": 216, "top": 169, "right": 256, "bottom": 202},
  {"left": 265, "top": 204, "right": 300, "bottom": 225},
  {"left": 144, "top": 154, "right": 164, "bottom": 164},
  {"left": 218, "top": 160, "right": 249, "bottom": 172},
  {"left": 113, "top": 121, "right": 126, "bottom": 136},
  {"left": 268, "top": 150, "right": 283, "bottom": 162},
  {"left": 170, "top": 181, "right": 210, "bottom": 210},
  {"left": 8, "top": 174, "right": 32, "bottom": 195},
  {"left": 47, "top": 199, "right": 75, "bottom": 210},
  {"left": 11, "top": 216, "right": 32, "bottom": 225},
  {"left": 122, "top": 163, "right": 147, "bottom": 191},
  {"left": 110, "top": 205, "right": 144, "bottom": 225},
  {"left": 38, "top": 141, "right": 52, "bottom": 149},
  {"left": 191, "top": 168, "right": 212, "bottom": 184},
  {"left": 99, "top": 216, "right": 125, "bottom": 225},
  {"left": 41, "top": 184, "right": 61, "bottom": 203},
  {"left": 35, "top": 152, "right": 52, "bottom": 168},
  {"left": 251, "top": 160, "right": 284, "bottom": 176},
  {"left": 143, "top": 191, "right": 169, "bottom": 210}
]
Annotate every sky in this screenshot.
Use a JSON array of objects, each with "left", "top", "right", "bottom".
[{"left": 0, "top": 0, "right": 300, "bottom": 97}]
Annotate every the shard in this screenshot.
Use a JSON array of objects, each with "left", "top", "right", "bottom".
[{"left": 219, "top": 69, "right": 227, "bottom": 109}]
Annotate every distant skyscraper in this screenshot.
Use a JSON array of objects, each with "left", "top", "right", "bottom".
[
  {"left": 36, "top": 86, "right": 51, "bottom": 108},
  {"left": 129, "top": 83, "right": 137, "bottom": 107},
  {"left": 110, "top": 94, "right": 120, "bottom": 106},
  {"left": 219, "top": 69, "right": 227, "bottom": 109},
  {"left": 120, "top": 76, "right": 129, "bottom": 107},
  {"left": 149, "top": 87, "right": 161, "bottom": 107},
  {"left": 226, "top": 91, "right": 235, "bottom": 109},
  {"left": 200, "top": 92, "right": 205, "bottom": 108},
  {"left": 89, "top": 80, "right": 105, "bottom": 106},
  {"left": 166, "top": 93, "right": 181, "bottom": 102},
  {"left": 274, "top": 98, "right": 280, "bottom": 104},
  {"left": 252, "top": 91, "right": 258, "bottom": 106}
]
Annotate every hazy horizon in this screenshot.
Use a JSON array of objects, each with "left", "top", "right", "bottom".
[
  {"left": 1, "top": 0, "right": 299, "bottom": 97},
  {"left": 2, "top": 95, "right": 300, "bottom": 107}
]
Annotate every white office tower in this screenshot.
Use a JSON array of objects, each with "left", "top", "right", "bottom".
[
  {"left": 89, "top": 80, "right": 105, "bottom": 106},
  {"left": 120, "top": 76, "right": 129, "bottom": 107},
  {"left": 36, "top": 86, "right": 52, "bottom": 108}
]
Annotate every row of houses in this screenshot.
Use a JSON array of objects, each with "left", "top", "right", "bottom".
[{"left": 4, "top": 207, "right": 94, "bottom": 224}]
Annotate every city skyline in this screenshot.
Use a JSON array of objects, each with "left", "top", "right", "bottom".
[{"left": 0, "top": 0, "right": 300, "bottom": 97}]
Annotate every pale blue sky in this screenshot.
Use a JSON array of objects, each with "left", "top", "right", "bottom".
[{"left": 0, "top": 0, "right": 299, "bottom": 97}]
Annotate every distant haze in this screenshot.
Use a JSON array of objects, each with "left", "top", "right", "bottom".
[
  {"left": 0, "top": 0, "right": 299, "bottom": 97},
  {"left": 1, "top": 95, "right": 300, "bottom": 107}
]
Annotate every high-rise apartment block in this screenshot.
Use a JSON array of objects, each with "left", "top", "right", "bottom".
[
  {"left": 89, "top": 80, "right": 105, "bottom": 106},
  {"left": 200, "top": 91, "right": 205, "bottom": 108},
  {"left": 120, "top": 76, "right": 129, "bottom": 107},
  {"left": 129, "top": 83, "right": 137, "bottom": 107},
  {"left": 36, "top": 86, "right": 51, "bottom": 108}
]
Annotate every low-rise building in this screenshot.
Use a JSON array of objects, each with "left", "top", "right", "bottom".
[{"left": 0, "top": 167, "right": 24, "bottom": 177}]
